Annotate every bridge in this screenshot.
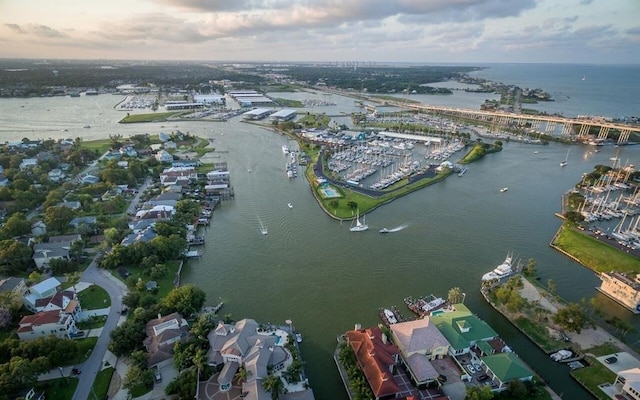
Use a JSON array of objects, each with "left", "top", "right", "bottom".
[{"left": 372, "top": 100, "right": 640, "bottom": 144}]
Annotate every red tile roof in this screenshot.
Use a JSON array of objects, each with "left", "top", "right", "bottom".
[
  {"left": 346, "top": 326, "right": 400, "bottom": 398},
  {"left": 18, "top": 310, "right": 64, "bottom": 332}
]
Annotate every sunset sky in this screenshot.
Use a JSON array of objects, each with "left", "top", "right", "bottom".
[{"left": 1, "top": 0, "right": 639, "bottom": 63}]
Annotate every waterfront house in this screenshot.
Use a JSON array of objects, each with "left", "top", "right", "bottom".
[
  {"left": 345, "top": 325, "right": 401, "bottom": 400},
  {"left": 612, "top": 367, "right": 640, "bottom": 400},
  {"left": 597, "top": 271, "right": 640, "bottom": 314},
  {"left": 430, "top": 303, "right": 498, "bottom": 356},
  {"left": 206, "top": 318, "right": 289, "bottom": 396},
  {"left": 479, "top": 352, "right": 533, "bottom": 391},
  {"left": 144, "top": 312, "right": 189, "bottom": 368},
  {"left": 17, "top": 309, "right": 79, "bottom": 341},
  {"left": 390, "top": 318, "right": 449, "bottom": 386}
]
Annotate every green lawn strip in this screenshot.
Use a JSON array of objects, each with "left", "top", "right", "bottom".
[
  {"left": 76, "top": 315, "right": 106, "bottom": 330},
  {"left": 130, "top": 383, "right": 152, "bottom": 398},
  {"left": 587, "top": 343, "right": 621, "bottom": 357},
  {"left": 92, "top": 367, "right": 115, "bottom": 400},
  {"left": 553, "top": 225, "right": 640, "bottom": 273},
  {"left": 70, "top": 337, "right": 99, "bottom": 364},
  {"left": 271, "top": 97, "right": 304, "bottom": 107},
  {"left": 115, "top": 259, "right": 181, "bottom": 299},
  {"left": 571, "top": 357, "right": 617, "bottom": 400},
  {"left": 37, "top": 377, "right": 79, "bottom": 400},
  {"left": 79, "top": 138, "right": 112, "bottom": 155},
  {"left": 513, "top": 317, "right": 565, "bottom": 353},
  {"left": 119, "top": 111, "right": 185, "bottom": 123},
  {"left": 77, "top": 284, "right": 111, "bottom": 309}
]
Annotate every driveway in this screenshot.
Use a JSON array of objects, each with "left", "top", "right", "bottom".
[{"left": 72, "top": 255, "right": 129, "bottom": 400}]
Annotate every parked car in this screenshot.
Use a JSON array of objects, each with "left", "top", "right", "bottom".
[
  {"left": 466, "top": 364, "right": 476, "bottom": 374},
  {"left": 605, "top": 356, "right": 618, "bottom": 364},
  {"left": 154, "top": 369, "right": 162, "bottom": 383},
  {"left": 478, "top": 374, "right": 490, "bottom": 382}
]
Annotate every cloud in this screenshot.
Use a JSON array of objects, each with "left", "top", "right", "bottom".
[{"left": 4, "top": 23, "right": 67, "bottom": 38}]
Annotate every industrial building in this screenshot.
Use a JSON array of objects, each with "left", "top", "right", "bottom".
[
  {"left": 242, "top": 108, "right": 273, "bottom": 120},
  {"left": 269, "top": 109, "right": 297, "bottom": 122}
]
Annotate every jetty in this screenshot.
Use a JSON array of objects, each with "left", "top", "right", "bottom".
[{"left": 404, "top": 294, "right": 448, "bottom": 317}]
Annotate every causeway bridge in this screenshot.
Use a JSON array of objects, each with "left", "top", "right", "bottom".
[{"left": 375, "top": 100, "right": 640, "bottom": 144}]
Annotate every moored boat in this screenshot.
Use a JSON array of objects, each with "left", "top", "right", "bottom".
[
  {"left": 481, "top": 254, "right": 514, "bottom": 282},
  {"left": 383, "top": 309, "right": 398, "bottom": 324}
]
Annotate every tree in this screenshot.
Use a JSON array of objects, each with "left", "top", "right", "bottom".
[
  {"left": 262, "top": 374, "right": 285, "bottom": 400},
  {"left": 108, "top": 319, "right": 146, "bottom": 356},
  {"left": 162, "top": 284, "right": 206, "bottom": 316},
  {"left": 448, "top": 287, "right": 465, "bottom": 304},
  {"left": 0, "top": 308, "right": 11, "bottom": 329},
  {"left": 465, "top": 385, "right": 494, "bottom": 400},
  {"left": 1, "top": 213, "right": 32, "bottom": 238},
  {"left": 0, "top": 239, "right": 33, "bottom": 273},
  {"left": 523, "top": 258, "right": 536, "bottom": 276},
  {"left": 122, "top": 365, "right": 153, "bottom": 394},
  {"left": 235, "top": 366, "right": 251, "bottom": 384},
  {"left": 44, "top": 206, "right": 75, "bottom": 232},
  {"left": 28, "top": 271, "right": 43, "bottom": 285},
  {"left": 546, "top": 278, "right": 556, "bottom": 294},
  {"left": 506, "top": 379, "right": 528, "bottom": 398},
  {"left": 553, "top": 303, "right": 588, "bottom": 333}
]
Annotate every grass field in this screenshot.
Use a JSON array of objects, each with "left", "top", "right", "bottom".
[
  {"left": 93, "top": 367, "right": 115, "bottom": 400},
  {"left": 571, "top": 356, "right": 617, "bottom": 400},
  {"left": 119, "top": 111, "right": 184, "bottom": 123},
  {"left": 553, "top": 225, "right": 640, "bottom": 273},
  {"left": 38, "top": 377, "right": 79, "bottom": 400},
  {"left": 513, "top": 317, "right": 566, "bottom": 353},
  {"left": 116, "top": 259, "right": 181, "bottom": 299},
  {"left": 79, "top": 138, "right": 111, "bottom": 155},
  {"left": 78, "top": 284, "right": 111, "bottom": 309}
]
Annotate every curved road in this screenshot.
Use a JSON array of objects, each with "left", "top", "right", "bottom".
[{"left": 73, "top": 256, "right": 128, "bottom": 400}]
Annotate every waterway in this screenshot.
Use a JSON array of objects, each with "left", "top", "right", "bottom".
[{"left": 0, "top": 84, "right": 638, "bottom": 399}]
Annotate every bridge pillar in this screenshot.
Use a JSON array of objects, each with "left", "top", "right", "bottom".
[
  {"left": 561, "top": 123, "right": 573, "bottom": 136},
  {"left": 618, "top": 129, "right": 631, "bottom": 144},
  {"left": 597, "top": 126, "right": 610, "bottom": 140},
  {"left": 545, "top": 121, "right": 556, "bottom": 133},
  {"left": 531, "top": 120, "right": 541, "bottom": 130},
  {"left": 578, "top": 124, "right": 591, "bottom": 137}
]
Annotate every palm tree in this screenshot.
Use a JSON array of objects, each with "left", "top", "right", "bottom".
[
  {"left": 235, "top": 366, "right": 251, "bottom": 384},
  {"left": 448, "top": 287, "right": 465, "bottom": 304},
  {"left": 262, "top": 374, "right": 285, "bottom": 400}
]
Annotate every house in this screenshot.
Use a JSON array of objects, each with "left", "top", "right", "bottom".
[
  {"left": 144, "top": 312, "right": 189, "bottom": 368},
  {"left": 390, "top": 318, "right": 450, "bottom": 386},
  {"left": 0, "top": 277, "right": 27, "bottom": 300},
  {"left": 121, "top": 225, "right": 158, "bottom": 246},
  {"left": 80, "top": 174, "right": 100, "bottom": 184},
  {"left": 479, "top": 352, "right": 533, "bottom": 391},
  {"left": 206, "top": 318, "right": 290, "bottom": 396},
  {"left": 120, "top": 145, "right": 138, "bottom": 157},
  {"left": 430, "top": 303, "right": 498, "bottom": 356},
  {"left": 58, "top": 200, "right": 82, "bottom": 210},
  {"left": 17, "top": 309, "right": 79, "bottom": 341},
  {"left": 23, "top": 277, "right": 61, "bottom": 310},
  {"left": 47, "top": 168, "right": 66, "bottom": 182},
  {"left": 27, "top": 288, "right": 81, "bottom": 315},
  {"left": 145, "top": 192, "right": 182, "bottom": 208},
  {"left": 345, "top": 325, "right": 401, "bottom": 400},
  {"left": 155, "top": 150, "right": 173, "bottom": 163},
  {"left": 613, "top": 367, "right": 640, "bottom": 400},
  {"left": 32, "top": 241, "right": 71, "bottom": 269},
  {"left": 70, "top": 216, "right": 98, "bottom": 228},
  {"left": 31, "top": 221, "right": 47, "bottom": 237},
  {"left": 597, "top": 272, "right": 640, "bottom": 314},
  {"left": 19, "top": 158, "right": 38, "bottom": 170}
]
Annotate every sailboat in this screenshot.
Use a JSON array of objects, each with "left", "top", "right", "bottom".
[
  {"left": 349, "top": 209, "right": 368, "bottom": 232},
  {"left": 560, "top": 148, "right": 570, "bottom": 167}
]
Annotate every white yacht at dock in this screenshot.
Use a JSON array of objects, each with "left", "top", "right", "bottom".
[{"left": 481, "top": 254, "right": 514, "bottom": 281}]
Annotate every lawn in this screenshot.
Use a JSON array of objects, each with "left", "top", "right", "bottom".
[
  {"left": 77, "top": 315, "right": 106, "bottom": 330},
  {"left": 79, "top": 138, "right": 112, "bottom": 155},
  {"left": 69, "top": 337, "right": 99, "bottom": 365},
  {"left": 116, "top": 259, "right": 181, "bottom": 299},
  {"left": 513, "top": 317, "right": 566, "bottom": 353},
  {"left": 553, "top": 225, "right": 640, "bottom": 273},
  {"left": 77, "top": 284, "right": 111, "bottom": 309},
  {"left": 587, "top": 343, "right": 621, "bottom": 357},
  {"left": 119, "top": 111, "right": 185, "bottom": 123},
  {"left": 93, "top": 367, "right": 115, "bottom": 400},
  {"left": 571, "top": 356, "right": 617, "bottom": 400},
  {"left": 38, "top": 377, "right": 79, "bottom": 400}
]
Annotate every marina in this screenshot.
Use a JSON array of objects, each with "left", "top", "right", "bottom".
[{"left": 404, "top": 294, "right": 448, "bottom": 317}]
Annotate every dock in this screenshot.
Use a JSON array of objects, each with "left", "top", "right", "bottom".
[
  {"left": 404, "top": 294, "right": 448, "bottom": 317},
  {"left": 378, "top": 306, "right": 409, "bottom": 326}
]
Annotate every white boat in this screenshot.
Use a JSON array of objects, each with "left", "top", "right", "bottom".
[
  {"left": 500, "top": 187, "right": 508, "bottom": 192},
  {"left": 282, "top": 144, "right": 290, "bottom": 155},
  {"left": 349, "top": 210, "right": 368, "bottom": 232},
  {"left": 287, "top": 203, "right": 293, "bottom": 209},
  {"left": 560, "top": 148, "right": 570, "bottom": 167},
  {"left": 379, "top": 228, "right": 390, "bottom": 233},
  {"left": 296, "top": 333, "right": 303, "bottom": 343},
  {"left": 550, "top": 350, "right": 573, "bottom": 362},
  {"left": 481, "top": 254, "right": 514, "bottom": 281},
  {"left": 260, "top": 227, "right": 268, "bottom": 235},
  {"left": 383, "top": 309, "right": 398, "bottom": 324}
]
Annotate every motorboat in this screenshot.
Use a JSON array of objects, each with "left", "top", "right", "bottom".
[
  {"left": 383, "top": 309, "right": 398, "bottom": 324},
  {"left": 296, "top": 333, "right": 303, "bottom": 343},
  {"left": 350, "top": 209, "right": 368, "bottom": 232},
  {"left": 287, "top": 203, "right": 293, "bottom": 209},
  {"left": 500, "top": 187, "right": 508, "bottom": 192},
  {"left": 481, "top": 254, "right": 514, "bottom": 281},
  {"left": 379, "top": 228, "right": 390, "bottom": 233}
]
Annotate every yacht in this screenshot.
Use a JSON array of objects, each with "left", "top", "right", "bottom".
[
  {"left": 481, "top": 254, "right": 514, "bottom": 281},
  {"left": 383, "top": 309, "right": 398, "bottom": 324},
  {"left": 350, "top": 210, "right": 368, "bottom": 232}
]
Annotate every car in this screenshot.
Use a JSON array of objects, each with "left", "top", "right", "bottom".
[
  {"left": 72, "top": 368, "right": 81, "bottom": 375},
  {"left": 154, "top": 369, "right": 162, "bottom": 383},
  {"left": 477, "top": 374, "right": 490, "bottom": 382},
  {"left": 605, "top": 356, "right": 618, "bottom": 364},
  {"left": 473, "top": 362, "right": 481, "bottom": 371},
  {"left": 466, "top": 364, "right": 476, "bottom": 374},
  {"left": 437, "top": 374, "right": 448, "bottom": 383}
]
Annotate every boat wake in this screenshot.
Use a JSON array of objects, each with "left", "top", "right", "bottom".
[{"left": 379, "top": 223, "right": 409, "bottom": 233}]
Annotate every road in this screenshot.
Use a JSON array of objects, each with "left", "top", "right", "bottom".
[{"left": 73, "top": 255, "right": 128, "bottom": 400}]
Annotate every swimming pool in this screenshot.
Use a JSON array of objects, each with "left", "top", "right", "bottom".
[{"left": 320, "top": 186, "right": 341, "bottom": 198}]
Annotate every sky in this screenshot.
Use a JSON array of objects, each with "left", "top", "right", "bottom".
[{"left": 1, "top": 0, "right": 639, "bottom": 64}]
